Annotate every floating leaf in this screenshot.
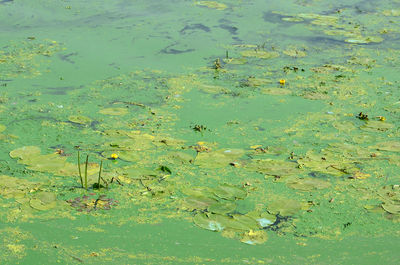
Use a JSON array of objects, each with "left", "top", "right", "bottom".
[
  {"left": 287, "top": 177, "right": 331, "bottom": 191},
  {"left": 29, "top": 192, "right": 57, "bottom": 211},
  {"left": 382, "top": 203, "right": 400, "bottom": 214},
  {"left": 372, "top": 141, "right": 400, "bottom": 152},
  {"left": 193, "top": 212, "right": 224, "bottom": 231},
  {"left": 267, "top": 199, "right": 304, "bottom": 216},
  {"left": 213, "top": 184, "right": 247, "bottom": 201},
  {"left": 245, "top": 159, "right": 299, "bottom": 177},
  {"left": 240, "top": 50, "right": 279, "bottom": 59},
  {"left": 195, "top": 149, "right": 245, "bottom": 168},
  {"left": 99, "top": 107, "right": 128, "bottom": 115},
  {"left": 183, "top": 196, "right": 217, "bottom": 211},
  {"left": 68, "top": 115, "right": 92, "bottom": 125},
  {"left": 10, "top": 146, "right": 41, "bottom": 160},
  {"left": 361, "top": 120, "right": 394, "bottom": 131},
  {"left": 195, "top": 1, "right": 227, "bottom": 10},
  {"left": 0, "top": 124, "right": 5, "bottom": 132},
  {"left": 208, "top": 201, "right": 236, "bottom": 214},
  {"left": 231, "top": 214, "right": 259, "bottom": 229}
]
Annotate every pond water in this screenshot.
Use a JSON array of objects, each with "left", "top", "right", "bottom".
[{"left": 1, "top": 0, "right": 400, "bottom": 264}]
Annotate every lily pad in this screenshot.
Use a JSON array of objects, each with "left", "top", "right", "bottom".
[
  {"left": 345, "top": 36, "right": 384, "bottom": 44},
  {"left": 287, "top": 177, "right": 331, "bottom": 191},
  {"left": 29, "top": 192, "right": 57, "bottom": 211},
  {"left": 195, "top": 149, "right": 245, "bottom": 168},
  {"left": 195, "top": 1, "right": 227, "bottom": 10},
  {"left": 382, "top": 202, "right": 400, "bottom": 214},
  {"left": 240, "top": 50, "right": 279, "bottom": 59},
  {"left": 267, "top": 199, "right": 305, "bottom": 216},
  {"left": 10, "top": 146, "right": 98, "bottom": 176},
  {"left": 10, "top": 146, "right": 41, "bottom": 160},
  {"left": 193, "top": 212, "right": 224, "bottom": 231},
  {"left": 245, "top": 159, "right": 299, "bottom": 177},
  {"left": 208, "top": 201, "right": 236, "bottom": 214},
  {"left": 99, "top": 107, "right": 128, "bottom": 116},
  {"left": 183, "top": 196, "right": 217, "bottom": 211},
  {"left": 213, "top": 184, "right": 247, "bottom": 201},
  {"left": 68, "top": 115, "right": 92, "bottom": 125},
  {"left": 361, "top": 120, "right": 394, "bottom": 131},
  {"left": 0, "top": 124, "right": 5, "bottom": 132},
  {"left": 372, "top": 141, "right": 400, "bottom": 152}
]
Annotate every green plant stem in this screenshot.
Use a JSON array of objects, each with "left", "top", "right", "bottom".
[
  {"left": 84, "top": 155, "right": 89, "bottom": 190},
  {"left": 77, "top": 151, "right": 83, "bottom": 188},
  {"left": 97, "top": 160, "right": 103, "bottom": 190}
]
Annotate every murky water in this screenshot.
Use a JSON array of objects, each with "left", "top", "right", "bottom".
[{"left": 1, "top": 0, "right": 400, "bottom": 264}]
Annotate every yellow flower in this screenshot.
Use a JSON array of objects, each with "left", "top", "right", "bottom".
[
  {"left": 279, "top": 79, "right": 286, "bottom": 85},
  {"left": 110, "top": 153, "right": 119, "bottom": 159}
]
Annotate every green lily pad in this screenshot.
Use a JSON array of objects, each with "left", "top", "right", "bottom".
[
  {"left": 287, "top": 177, "right": 331, "bottom": 191},
  {"left": 208, "top": 201, "right": 236, "bottom": 214},
  {"left": 345, "top": 36, "right": 384, "bottom": 44},
  {"left": 240, "top": 50, "right": 279, "bottom": 59},
  {"left": 382, "top": 202, "right": 400, "bottom": 214},
  {"left": 30, "top": 192, "right": 57, "bottom": 211},
  {"left": 193, "top": 212, "right": 224, "bottom": 231},
  {"left": 245, "top": 159, "right": 299, "bottom": 177},
  {"left": 0, "top": 124, "right": 5, "bottom": 132},
  {"left": 267, "top": 199, "right": 305, "bottom": 216},
  {"left": 195, "top": 149, "right": 245, "bottom": 168},
  {"left": 373, "top": 141, "right": 400, "bottom": 152},
  {"left": 99, "top": 107, "right": 128, "bottom": 115},
  {"left": 68, "top": 115, "right": 92, "bottom": 125},
  {"left": 246, "top": 211, "right": 277, "bottom": 228},
  {"left": 10, "top": 146, "right": 41, "bottom": 160},
  {"left": 183, "top": 196, "right": 217, "bottom": 211},
  {"left": 10, "top": 146, "right": 98, "bottom": 176},
  {"left": 195, "top": 1, "right": 227, "bottom": 10},
  {"left": 231, "top": 214, "right": 259, "bottom": 229},
  {"left": 213, "top": 184, "right": 247, "bottom": 201},
  {"left": 361, "top": 120, "right": 394, "bottom": 131}
]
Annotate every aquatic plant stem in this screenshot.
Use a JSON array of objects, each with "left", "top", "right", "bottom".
[
  {"left": 84, "top": 155, "right": 89, "bottom": 190},
  {"left": 97, "top": 160, "right": 103, "bottom": 190},
  {"left": 77, "top": 151, "right": 83, "bottom": 188}
]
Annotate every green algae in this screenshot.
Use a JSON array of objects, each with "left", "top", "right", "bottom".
[{"left": 1, "top": 0, "right": 400, "bottom": 263}]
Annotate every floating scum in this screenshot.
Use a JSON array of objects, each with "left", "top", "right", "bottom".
[{"left": 1, "top": 6, "right": 400, "bottom": 261}]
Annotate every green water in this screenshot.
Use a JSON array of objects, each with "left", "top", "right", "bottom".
[{"left": 1, "top": 0, "right": 400, "bottom": 264}]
